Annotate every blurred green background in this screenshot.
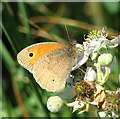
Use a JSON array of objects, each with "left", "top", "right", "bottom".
[{"left": 1, "top": 2, "right": 120, "bottom": 118}]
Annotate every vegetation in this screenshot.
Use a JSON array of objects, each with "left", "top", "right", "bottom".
[{"left": 1, "top": 2, "right": 119, "bottom": 118}]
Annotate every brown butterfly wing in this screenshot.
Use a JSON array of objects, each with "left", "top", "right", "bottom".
[
  {"left": 33, "top": 48, "right": 76, "bottom": 92},
  {"left": 17, "top": 42, "right": 64, "bottom": 73}
]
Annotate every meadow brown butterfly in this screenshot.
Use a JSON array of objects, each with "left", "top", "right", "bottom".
[{"left": 17, "top": 41, "right": 78, "bottom": 92}]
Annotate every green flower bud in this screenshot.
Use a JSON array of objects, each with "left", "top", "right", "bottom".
[
  {"left": 98, "top": 53, "right": 113, "bottom": 66},
  {"left": 47, "top": 96, "right": 64, "bottom": 113}
]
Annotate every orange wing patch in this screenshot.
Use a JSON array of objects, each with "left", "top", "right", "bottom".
[
  {"left": 17, "top": 42, "right": 68, "bottom": 73},
  {"left": 28, "top": 44, "right": 65, "bottom": 65}
]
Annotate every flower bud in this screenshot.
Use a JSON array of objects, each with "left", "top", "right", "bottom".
[
  {"left": 47, "top": 96, "right": 64, "bottom": 113},
  {"left": 98, "top": 53, "right": 113, "bottom": 66},
  {"left": 84, "top": 67, "right": 96, "bottom": 82}
]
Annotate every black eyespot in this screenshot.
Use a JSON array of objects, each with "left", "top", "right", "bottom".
[
  {"left": 53, "top": 79, "right": 54, "bottom": 81},
  {"left": 29, "top": 53, "right": 34, "bottom": 57}
]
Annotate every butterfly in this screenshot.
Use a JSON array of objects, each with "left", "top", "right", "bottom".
[{"left": 17, "top": 41, "right": 79, "bottom": 92}]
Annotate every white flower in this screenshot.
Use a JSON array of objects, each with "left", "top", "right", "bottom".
[
  {"left": 84, "top": 67, "right": 96, "bottom": 82},
  {"left": 72, "top": 100, "right": 85, "bottom": 113},
  {"left": 72, "top": 35, "right": 119, "bottom": 71},
  {"left": 72, "top": 38, "right": 109, "bottom": 71},
  {"left": 107, "top": 35, "right": 120, "bottom": 48}
]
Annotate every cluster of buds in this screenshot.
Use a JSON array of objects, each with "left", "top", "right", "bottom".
[
  {"left": 47, "top": 27, "right": 119, "bottom": 118},
  {"left": 73, "top": 81, "right": 94, "bottom": 102}
]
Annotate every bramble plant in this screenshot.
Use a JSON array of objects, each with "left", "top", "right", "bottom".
[{"left": 47, "top": 27, "right": 120, "bottom": 118}]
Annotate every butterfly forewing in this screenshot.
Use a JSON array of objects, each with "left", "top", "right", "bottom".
[
  {"left": 33, "top": 47, "right": 76, "bottom": 92},
  {"left": 17, "top": 42, "right": 65, "bottom": 73}
]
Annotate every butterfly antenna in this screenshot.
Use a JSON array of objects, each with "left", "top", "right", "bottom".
[{"left": 65, "top": 24, "right": 71, "bottom": 42}]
